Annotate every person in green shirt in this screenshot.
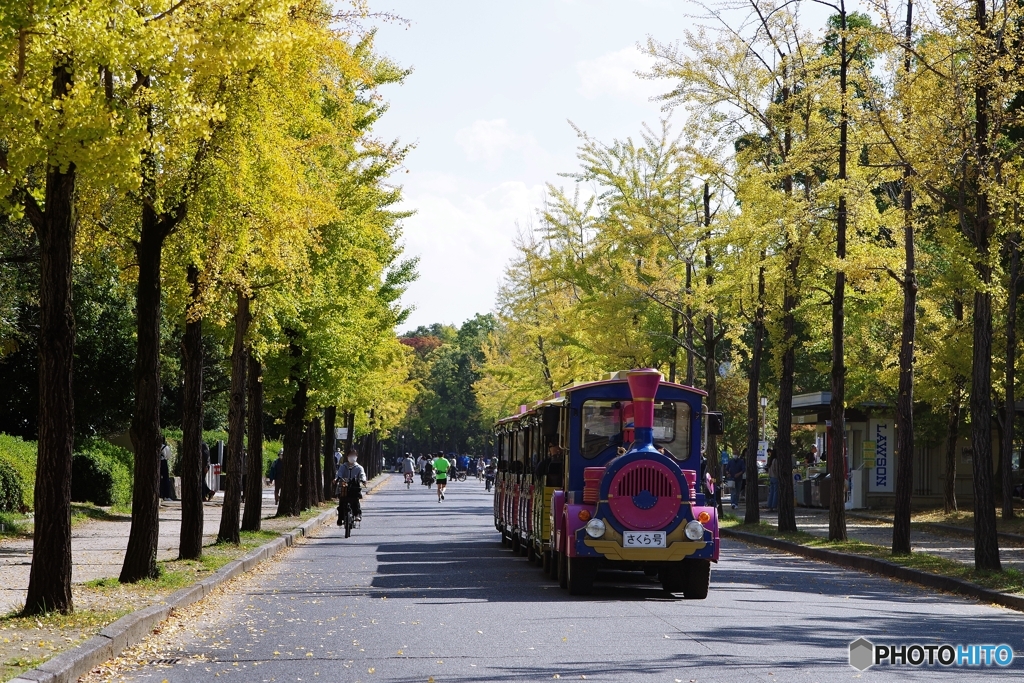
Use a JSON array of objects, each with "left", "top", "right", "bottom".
[{"left": 432, "top": 452, "right": 450, "bottom": 502}]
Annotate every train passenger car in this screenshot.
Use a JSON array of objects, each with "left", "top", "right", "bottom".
[{"left": 493, "top": 368, "right": 723, "bottom": 597}]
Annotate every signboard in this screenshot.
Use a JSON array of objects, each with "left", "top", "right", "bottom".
[
  {"left": 335, "top": 427, "right": 349, "bottom": 440},
  {"left": 867, "top": 420, "right": 894, "bottom": 492},
  {"left": 756, "top": 440, "right": 768, "bottom": 466}
]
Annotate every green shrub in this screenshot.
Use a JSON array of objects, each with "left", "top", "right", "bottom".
[
  {"left": 0, "top": 459, "right": 24, "bottom": 512},
  {"left": 78, "top": 436, "right": 133, "bottom": 475},
  {"left": 0, "top": 434, "right": 36, "bottom": 509},
  {"left": 72, "top": 442, "right": 133, "bottom": 508}
]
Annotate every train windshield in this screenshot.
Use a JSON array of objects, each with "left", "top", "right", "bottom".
[
  {"left": 580, "top": 400, "right": 691, "bottom": 460},
  {"left": 653, "top": 401, "right": 691, "bottom": 459},
  {"left": 580, "top": 402, "right": 622, "bottom": 459}
]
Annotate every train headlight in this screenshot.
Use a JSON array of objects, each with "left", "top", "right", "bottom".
[
  {"left": 684, "top": 520, "right": 705, "bottom": 541},
  {"left": 585, "top": 518, "right": 606, "bottom": 538}
]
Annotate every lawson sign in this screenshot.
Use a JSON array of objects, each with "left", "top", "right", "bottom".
[{"left": 867, "top": 420, "right": 894, "bottom": 493}]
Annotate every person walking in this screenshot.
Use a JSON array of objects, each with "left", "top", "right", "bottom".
[
  {"left": 336, "top": 448, "right": 367, "bottom": 523},
  {"left": 727, "top": 450, "right": 746, "bottom": 510},
  {"left": 432, "top": 451, "right": 450, "bottom": 502},
  {"left": 765, "top": 448, "right": 779, "bottom": 512},
  {"left": 159, "top": 437, "right": 177, "bottom": 501},
  {"left": 269, "top": 449, "right": 283, "bottom": 504},
  {"left": 201, "top": 441, "right": 214, "bottom": 501}
]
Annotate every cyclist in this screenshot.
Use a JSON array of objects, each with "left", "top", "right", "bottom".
[
  {"left": 336, "top": 448, "right": 367, "bottom": 524},
  {"left": 401, "top": 452, "right": 416, "bottom": 487},
  {"left": 432, "top": 451, "right": 450, "bottom": 502},
  {"left": 484, "top": 459, "right": 496, "bottom": 491}
]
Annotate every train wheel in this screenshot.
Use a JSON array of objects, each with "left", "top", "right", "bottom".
[
  {"left": 681, "top": 559, "right": 711, "bottom": 600},
  {"left": 541, "top": 550, "right": 551, "bottom": 575},
  {"left": 660, "top": 563, "right": 685, "bottom": 594},
  {"left": 643, "top": 567, "right": 659, "bottom": 578},
  {"left": 511, "top": 533, "right": 521, "bottom": 555},
  {"left": 557, "top": 550, "right": 568, "bottom": 589},
  {"left": 527, "top": 542, "right": 537, "bottom": 563},
  {"left": 500, "top": 530, "right": 508, "bottom": 547},
  {"left": 566, "top": 557, "right": 596, "bottom": 596}
]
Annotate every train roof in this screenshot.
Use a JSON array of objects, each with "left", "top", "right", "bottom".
[
  {"left": 558, "top": 371, "right": 709, "bottom": 398},
  {"left": 493, "top": 371, "right": 708, "bottom": 426}
]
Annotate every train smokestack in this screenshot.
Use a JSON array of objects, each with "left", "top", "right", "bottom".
[{"left": 626, "top": 368, "right": 662, "bottom": 453}]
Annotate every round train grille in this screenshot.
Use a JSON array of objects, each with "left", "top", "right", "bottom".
[{"left": 607, "top": 460, "right": 682, "bottom": 531}]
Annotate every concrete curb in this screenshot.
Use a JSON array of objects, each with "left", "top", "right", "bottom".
[
  {"left": 10, "top": 474, "right": 390, "bottom": 683},
  {"left": 847, "top": 511, "right": 1024, "bottom": 546},
  {"left": 721, "top": 527, "right": 1024, "bottom": 614}
]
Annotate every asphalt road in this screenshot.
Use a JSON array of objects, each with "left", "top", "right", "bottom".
[{"left": 87, "top": 474, "right": 1024, "bottom": 683}]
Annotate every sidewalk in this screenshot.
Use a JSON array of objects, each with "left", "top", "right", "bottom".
[
  {"left": 0, "top": 486, "right": 278, "bottom": 615},
  {"left": 747, "top": 505, "right": 1024, "bottom": 572}
]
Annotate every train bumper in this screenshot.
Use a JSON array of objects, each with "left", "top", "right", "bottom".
[{"left": 581, "top": 524, "right": 711, "bottom": 561}]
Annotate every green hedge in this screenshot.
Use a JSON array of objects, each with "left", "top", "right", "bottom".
[
  {"left": 0, "top": 458, "right": 24, "bottom": 512},
  {"left": 0, "top": 434, "right": 36, "bottom": 510},
  {"left": 79, "top": 436, "right": 134, "bottom": 476},
  {"left": 73, "top": 439, "right": 133, "bottom": 507},
  {"left": 0, "top": 434, "right": 134, "bottom": 510},
  {"left": 71, "top": 452, "right": 131, "bottom": 507}
]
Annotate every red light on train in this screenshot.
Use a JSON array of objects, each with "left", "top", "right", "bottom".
[{"left": 578, "top": 509, "right": 592, "bottom": 522}]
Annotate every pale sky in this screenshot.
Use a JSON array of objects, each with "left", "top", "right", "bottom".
[{"left": 367, "top": 0, "right": 694, "bottom": 331}]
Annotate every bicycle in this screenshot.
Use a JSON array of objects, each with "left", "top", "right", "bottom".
[
  {"left": 455, "top": 469, "right": 467, "bottom": 482},
  {"left": 404, "top": 471, "right": 414, "bottom": 489},
  {"left": 335, "top": 480, "right": 359, "bottom": 538}
]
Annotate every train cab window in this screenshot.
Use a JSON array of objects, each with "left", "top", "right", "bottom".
[
  {"left": 580, "top": 401, "right": 622, "bottom": 459},
  {"left": 653, "top": 401, "right": 691, "bottom": 459}
]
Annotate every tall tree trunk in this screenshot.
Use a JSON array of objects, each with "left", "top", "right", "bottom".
[
  {"left": 744, "top": 264, "right": 766, "bottom": 525},
  {"left": 773, "top": 51, "right": 798, "bottom": 534},
  {"left": 312, "top": 417, "right": 324, "bottom": 504},
  {"left": 344, "top": 411, "right": 355, "bottom": 455},
  {"left": 241, "top": 352, "right": 264, "bottom": 532},
  {"left": 323, "top": 406, "right": 337, "bottom": 500},
  {"left": 218, "top": 291, "right": 250, "bottom": 544},
  {"left": 179, "top": 265, "right": 204, "bottom": 560},
  {"left": 303, "top": 419, "right": 316, "bottom": 508},
  {"left": 121, "top": 81, "right": 189, "bottom": 582},
  {"left": 1001, "top": 232, "right": 1019, "bottom": 520},
  {"left": 23, "top": 62, "right": 76, "bottom": 615},
  {"left": 944, "top": 388, "right": 962, "bottom": 514},
  {"left": 277, "top": 331, "right": 306, "bottom": 517},
  {"left": 668, "top": 310, "right": 679, "bottom": 384},
  {"left": 828, "top": 3, "right": 850, "bottom": 542},
  {"left": 892, "top": 0, "right": 917, "bottom": 555},
  {"left": 685, "top": 262, "right": 695, "bottom": 386},
  {"left": 299, "top": 420, "right": 314, "bottom": 510},
  {"left": 776, "top": 249, "right": 800, "bottom": 533},
  {"left": 968, "top": 0, "right": 1001, "bottom": 571},
  {"left": 120, "top": 202, "right": 168, "bottom": 582},
  {"left": 700, "top": 186, "right": 720, "bottom": 512},
  {"left": 944, "top": 297, "right": 965, "bottom": 513}
]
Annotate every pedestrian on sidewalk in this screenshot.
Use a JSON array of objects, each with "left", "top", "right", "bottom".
[
  {"left": 766, "top": 448, "right": 779, "bottom": 512},
  {"left": 726, "top": 449, "right": 746, "bottom": 510},
  {"left": 159, "top": 437, "right": 177, "bottom": 501},
  {"left": 269, "top": 450, "right": 283, "bottom": 504},
  {"left": 202, "top": 442, "right": 214, "bottom": 501}
]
